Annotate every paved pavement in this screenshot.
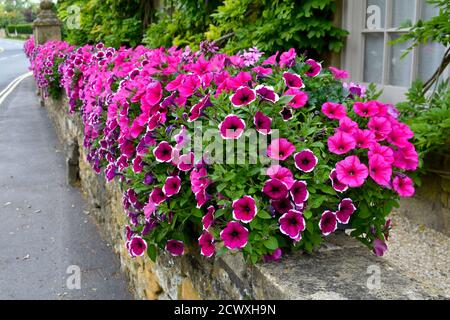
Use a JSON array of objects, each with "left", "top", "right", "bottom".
[
  {"left": 0, "top": 39, "right": 133, "bottom": 300},
  {"left": 0, "top": 39, "right": 29, "bottom": 93}
]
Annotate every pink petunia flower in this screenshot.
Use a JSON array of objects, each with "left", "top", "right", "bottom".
[
  {"left": 128, "top": 236, "right": 147, "bottom": 257},
  {"left": 290, "top": 180, "right": 309, "bottom": 205},
  {"left": 254, "top": 111, "right": 272, "bottom": 135},
  {"left": 163, "top": 175, "right": 182, "bottom": 197},
  {"left": 393, "top": 143, "right": 419, "bottom": 171},
  {"left": 267, "top": 138, "right": 296, "bottom": 161},
  {"left": 329, "top": 169, "right": 348, "bottom": 193},
  {"left": 279, "top": 48, "right": 296, "bottom": 68},
  {"left": 283, "top": 72, "right": 304, "bottom": 89},
  {"left": 279, "top": 209, "right": 305, "bottom": 239},
  {"left": 150, "top": 187, "right": 166, "bottom": 205},
  {"left": 166, "top": 240, "right": 185, "bottom": 256},
  {"left": 178, "top": 152, "right": 195, "bottom": 172},
  {"left": 263, "top": 179, "right": 289, "bottom": 200},
  {"left": 305, "top": 59, "right": 322, "bottom": 77},
  {"left": 153, "top": 141, "right": 173, "bottom": 162},
  {"left": 285, "top": 88, "right": 308, "bottom": 108},
  {"left": 220, "top": 221, "right": 249, "bottom": 250},
  {"left": 202, "top": 205, "right": 215, "bottom": 230},
  {"left": 353, "top": 129, "right": 376, "bottom": 149},
  {"left": 319, "top": 210, "right": 337, "bottom": 236},
  {"left": 337, "top": 117, "right": 359, "bottom": 134},
  {"left": 143, "top": 200, "right": 156, "bottom": 220},
  {"left": 329, "top": 66, "right": 349, "bottom": 79},
  {"left": 132, "top": 156, "right": 144, "bottom": 173},
  {"left": 266, "top": 165, "right": 295, "bottom": 189},
  {"left": 369, "top": 154, "right": 392, "bottom": 187},
  {"left": 392, "top": 175, "right": 415, "bottom": 197},
  {"left": 328, "top": 131, "right": 356, "bottom": 155},
  {"left": 369, "top": 143, "right": 394, "bottom": 164},
  {"left": 230, "top": 86, "right": 256, "bottom": 107},
  {"left": 271, "top": 197, "right": 294, "bottom": 214},
  {"left": 353, "top": 101, "right": 378, "bottom": 118},
  {"left": 336, "top": 198, "right": 356, "bottom": 224},
  {"left": 335, "top": 156, "right": 369, "bottom": 188},
  {"left": 321, "top": 102, "right": 347, "bottom": 120},
  {"left": 255, "top": 85, "right": 279, "bottom": 103},
  {"left": 219, "top": 114, "right": 246, "bottom": 139},
  {"left": 198, "top": 231, "right": 215, "bottom": 258},
  {"left": 262, "top": 51, "right": 279, "bottom": 66},
  {"left": 232, "top": 195, "right": 257, "bottom": 223},
  {"left": 372, "top": 239, "right": 388, "bottom": 256},
  {"left": 368, "top": 116, "right": 392, "bottom": 141},
  {"left": 294, "top": 149, "right": 318, "bottom": 173}
]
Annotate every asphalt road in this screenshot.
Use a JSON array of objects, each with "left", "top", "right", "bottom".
[
  {"left": 0, "top": 39, "right": 30, "bottom": 93},
  {"left": 0, "top": 39, "right": 133, "bottom": 299}
]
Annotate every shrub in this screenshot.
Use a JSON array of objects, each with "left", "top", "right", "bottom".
[
  {"left": 6, "top": 23, "right": 32, "bottom": 35},
  {"left": 26, "top": 37, "right": 418, "bottom": 263}
]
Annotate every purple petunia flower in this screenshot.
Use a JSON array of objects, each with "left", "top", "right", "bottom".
[
  {"left": 263, "top": 179, "right": 289, "bottom": 200},
  {"left": 336, "top": 198, "right": 356, "bottom": 224},
  {"left": 372, "top": 239, "right": 388, "bottom": 256},
  {"left": 263, "top": 248, "right": 283, "bottom": 263},
  {"left": 319, "top": 210, "right": 337, "bottom": 236},
  {"left": 166, "top": 240, "right": 185, "bottom": 256},
  {"left": 232, "top": 195, "right": 257, "bottom": 223},
  {"left": 253, "top": 111, "right": 272, "bottom": 135},
  {"left": 163, "top": 175, "right": 182, "bottom": 197},
  {"left": 150, "top": 187, "right": 166, "bottom": 205},
  {"left": 283, "top": 72, "right": 304, "bottom": 89},
  {"left": 202, "top": 205, "right": 215, "bottom": 230},
  {"left": 271, "top": 197, "right": 294, "bottom": 214},
  {"left": 255, "top": 85, "right": 279, "bottom": 103},
  {"left": 294, "top": 149, "right": 318, "bottom": 173},
  {"left": 220, "top": 221, "right": 249, "bottom": 250},
  {"left": 230, "top": 86, "right": 256, "bottom": 107},
  {"left": 305, "top": 59, "right": 322, "bottom": 77},
  {"left": 128, "top": 236, "right": 147, "bottom": 257},
  {"left": 153, "top": 141, "right": 173, "bottom": 162},
  {"left": 279, "top": 209, "right": 305, "bottom": 239},
  {"left": 329, "top": 169, "right": 348, "bottom": 193},
  {"left": 198, "top": 231, "right": 215, "bottom": 258},
  {"left": 219, "top": 114, "right": 246, "bottom": 139},
  {"left": 290, "top": 180, "right": 309, "bottom": 205}
]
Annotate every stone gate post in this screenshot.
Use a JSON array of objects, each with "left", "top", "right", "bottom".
[{"left": 33, "top": 0, "right": 62, "bottom": 46}]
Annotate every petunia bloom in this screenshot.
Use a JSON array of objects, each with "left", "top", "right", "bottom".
[
  {"left": 232, "top": 195, "right": 257, "bottom": 223},
  {"left": 338, "top": 117, "right": 359, "bottom": 134},
  {"left": 353, "top": 101, "right": 378, "bottom": 118},
  {"left": 150, "top": 187, "right": 166, "bottom": 205},
  {"left": 336, "top": 198, "right": 356, "bottom": 224},
  {"left": 263, "top": 179, "right": 289, "bottom": 200},
  {"left": 305, "top": 59, "right": 322, "bottom": 77},
  {"left": 369, "top": 154, "right": 392, "bottom": 187},
  {"left": 329, "top": 169, "right": 348, "bottom": 193},
  {"left": 368, "top": 116, "right": 392, "bottom": 141},
  {"left": 153, "top": 141, "right": 173, "bottom": 162},
  {"left": 198, "top": 231, "right": 215, "bottom": 258},
  {"left": 294, "top": 149, "right": 318, "bottom": 173},
  {"left": 219, "top": 114, "right": 246, "bottom": 139},
  {"left": 202, "top": 205, "right": 215, "bottom": 230},
  {"left": 128, "top": 236, "right": 147, "bottom": 257},
  {"left": 163, "top": 175, "right": 182, "bottom": 197},
  {"left": 319, "top": 210, "right": 337, "bottom": 236},
  {"left": 279, "top": 209, "right": 305, "bottom": 239},
  {"left": 392, "top": 175, "right": 415, "bottom": 197},
  {"left": 283, "top": 72, "right": 304, "bottom": 89},
  {"left": 285, "top": 88, "right": 308, "bottom": 109},
  {"left": 279, "top": 48, "right": 296, "bottom": 68},
  {"left": 254, "top": 111, "right": 272, "bottom": 135},
  {"left": 230, "top": 86, "right": 256, "bottom": 107},
  {"left": 266, "top": 165, "right": 295, "bottom": 189},
  {"left": 271, "top": 197, "right": 294, "bottom": 214},
  {"left": 290, "top": 180, "right": 309, "bottom": 205},
  {"left": 321, "top": 102, "right": 347, "bottom": 120},
  {"left": 166, "top": 239, "right": 185, "bottom": 256},
  {"left": 372, "top": 239, "right": 388, "bottom": 256},
  {"left": 335, "top": 156, "right": 369, "bottom": 188},
  {"left": 329, "top": 66, "right": 349, "bottom": 79},
  {"left": 263, "top": 248, "right": 283, "bottom": 262},
  {"left": 255, "top": 85, "right": 279, "bottom": 103},
  {"left": 353, "top": 129, "right": 376, "bottom": 149},
  {"left": 328, "top": 131, "right": 356, "bottom": 155},
  {"left": 368, "top": 143, "right": 394, "bottom": 164},
  {"left": 267, "top": 138, "right": 296, "bottom": 161},
  {"left": 220, "top": 221, "right": 249, "bottom": 250}
]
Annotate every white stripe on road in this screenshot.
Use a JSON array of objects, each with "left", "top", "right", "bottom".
[
  {"left": 0, "top": 47, "right": 4, "bottom": 54},
  {"left": 0, "top": 72, "right": 33, "bottom": 106},
  {"left": 0, "top": 53, "right": 24, "bottom": 61}
]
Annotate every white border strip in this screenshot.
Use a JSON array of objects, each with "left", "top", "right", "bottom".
[{"left": 0, "top": 72, "right": 33, "bottom": 106}]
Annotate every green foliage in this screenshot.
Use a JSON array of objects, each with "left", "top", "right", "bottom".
[
  {"left": 6, "top": 23, "right": 32, "bottom": 34},
  {"left": 398, "top": 80, "right": 450, "bottom": 161},
  {"left": 143, "top": 0, "right": 348, "bottom": 57},
  {"left": 57, "top": 0, "right": 144, "bottom": 47}
]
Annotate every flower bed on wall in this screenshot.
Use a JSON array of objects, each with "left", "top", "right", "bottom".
[{"left": 24, "top": 37, "right": 419, "bottom": 265}]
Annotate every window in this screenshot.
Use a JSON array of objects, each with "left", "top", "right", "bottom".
[{"left": 342, "top": 0, "right": 448, "bottom": 103}]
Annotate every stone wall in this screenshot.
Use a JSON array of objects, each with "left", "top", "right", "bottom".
[{"left": 43, "top": 94, "right": 440, "bottom": 300}]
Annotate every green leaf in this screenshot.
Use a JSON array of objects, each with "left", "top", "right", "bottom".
[
  {"left": 263, "top": 236, "right": 279, "bottom": 250},
  {"left": 147, "top": 244, "right": 158, "bottom": 262},
  {"left": 258, "top": 210, "right": 273, "bottom": 219}
]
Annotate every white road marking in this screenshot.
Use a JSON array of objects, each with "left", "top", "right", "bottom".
[
  {"left": 0, "top": 72, "right": 33, "bottom": 106},
  {"left": 0, "top": 47, "right": 4, "bottom": 54}
]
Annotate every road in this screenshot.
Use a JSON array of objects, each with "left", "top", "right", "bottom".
[
  {"left": 0, "top": 39, "right": 30, "bottom": 93},
  {"left": 0, "top": 38, "right": 133, "bottom": 299}
]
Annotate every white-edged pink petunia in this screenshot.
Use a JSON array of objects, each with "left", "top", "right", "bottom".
[
  {"left": 279, "top": 209, "right": 305, "bottom": 240},
  {"left": 294, "top": 149, "right": 318, "bottom": 173},
  {"left": 290, "top": 180, "right": 309, "bottom": 205},
  {"left": 336, "top": 198, "right": 356, "bottom": 224},
  {"left": 230, "top": 86, "right": 256, "bottom": 107},
  {"left": 153, "top": 141, "right": 173, "bottom": 162},
  {"left": 219, "top": 114, "right": 246, "bottom": 139},
  {"left": 232, "top": 195, "right": 257, "bottom": 223},
  {"left": 319, "top": 210, "right": 337, "bottom": 236}
]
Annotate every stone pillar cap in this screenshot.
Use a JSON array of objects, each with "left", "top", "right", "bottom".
[{"left": 33, "top": 0, "right": 62, "bottom": 27}]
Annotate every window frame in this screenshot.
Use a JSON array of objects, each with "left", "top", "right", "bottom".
[{"left": 341, "top": 0, "right": 449, "bottom": 103}]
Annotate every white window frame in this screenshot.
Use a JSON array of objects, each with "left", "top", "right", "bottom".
[{"left": 342, "top": 0, "right": 449, "bottom": 104}]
